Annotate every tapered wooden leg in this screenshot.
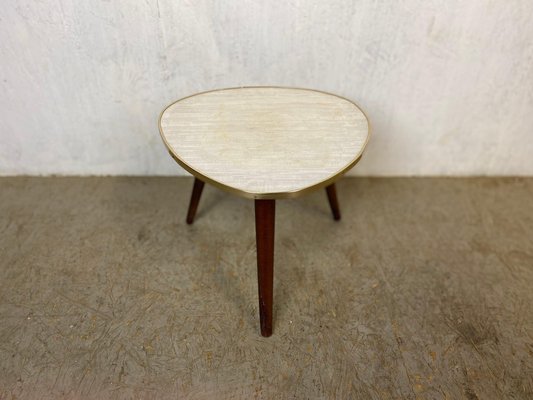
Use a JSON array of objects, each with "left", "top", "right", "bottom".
[
  {"left": 186, "top": 178, "right": 204, "bottom": 224},
  {"left": 255, "top": 199, "right": 275, "bottom": 337},
  {"left": 326, "top": 183, "right": 341, "bottom": 221}
]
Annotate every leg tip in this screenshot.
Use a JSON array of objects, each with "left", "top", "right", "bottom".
[
  {"left": 260, "top": 329, "right": 272, "bottom": 337},
  {"left": 260, "top": 318, "right": 272, "bottom": 337}
]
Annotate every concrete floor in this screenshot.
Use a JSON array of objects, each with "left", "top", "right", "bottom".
[{"left": 0, "top": 177, "right": 532, "bottom": 399}]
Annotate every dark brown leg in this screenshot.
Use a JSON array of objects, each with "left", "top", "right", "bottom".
[
  {"left": 186, "top": 178, "right": 204, "bottom": 224},
  {"left": 326, "top": 183, "right": 341, "bottom": 221},
  {"left": 255, "top": 199, "right": 275, "bottom": 337}
]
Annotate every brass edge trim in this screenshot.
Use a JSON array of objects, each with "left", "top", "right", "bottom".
[{"left": 158, "top": 86, "right": 372, "bottom": 200}]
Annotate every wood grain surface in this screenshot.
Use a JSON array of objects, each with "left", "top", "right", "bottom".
[{"left": 159, "top": 87, "right": 369, "bottom": 198}]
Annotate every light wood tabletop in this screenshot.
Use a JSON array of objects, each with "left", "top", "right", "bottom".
[{"left": 159, "top": 87, "right": 370, "bottom": 199}]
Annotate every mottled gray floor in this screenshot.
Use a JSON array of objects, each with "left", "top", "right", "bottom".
[{"left": 0, "top": 177, "right": 532, "bottom": 399}]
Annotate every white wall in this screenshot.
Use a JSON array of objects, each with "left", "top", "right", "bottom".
[{"left": 1, "top": 1, "right": 532, "bottom": 176}]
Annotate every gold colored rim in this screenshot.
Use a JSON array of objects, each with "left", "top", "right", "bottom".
[{"left": 158, "top": 86, "right": 371, "bottom": 200}]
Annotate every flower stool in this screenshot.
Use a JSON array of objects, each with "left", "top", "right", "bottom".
[{"left": 158, "top": 87, "right": 370, "bottom": 336}]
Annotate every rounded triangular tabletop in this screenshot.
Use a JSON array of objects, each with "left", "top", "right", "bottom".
[{"left": 159, "top": 87, "right": 370, "bottom": 199}]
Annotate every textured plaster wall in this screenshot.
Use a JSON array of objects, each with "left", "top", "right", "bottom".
[{"left": 1, "top": 1, "right": 532, "bottom": 176}]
